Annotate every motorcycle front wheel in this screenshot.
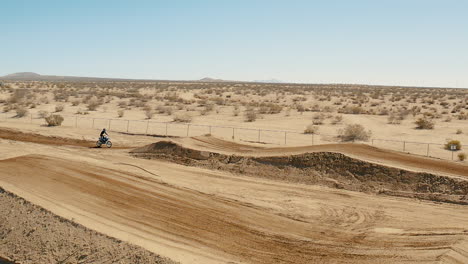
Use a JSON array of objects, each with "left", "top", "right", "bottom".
[{"left": 106, "top": 141, "right": 112, "bottom": 148}]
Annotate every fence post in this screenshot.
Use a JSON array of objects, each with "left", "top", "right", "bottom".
[
  {"left": 145, "top": 120, "right": 149, "bottom": 134},
  {"left": 187, "top": 124, "right": 190, "bottom": 137},
  {"left": 258, "top": 129, "right": 261, "bottom": 142},
  {"left": 403, "top": 141, "right": 406, "bottom": 151},
  {"left": 126, "top": 120, "right": 130, "bottom": 132},
  {"left": 426, "top": 144, "right": 429, "bottom": 157},
  {"left": 232, "top": 128, "right": 235, "bottom": 139},
  {"left": 284, "top": 132, "right": 287, "bottom": 145},
  {"left": 165, "top": 123, "right": 168, "bottom": 136},
  {"left": 75, "top": 116, "right": 77, "bottom": 128}
]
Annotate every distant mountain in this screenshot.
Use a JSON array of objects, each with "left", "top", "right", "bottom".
[
  {"left": 199, "top": 77, "right": 225, "bottom": 82},
  {"left": 0, "top": 72, "right": 133, "bottom": 81},
  {"left": 253, "top": 79, "right": 285, "bottom": 83},
  {"left": 3, "top": 72, "right": 42, "bottom": 80}
]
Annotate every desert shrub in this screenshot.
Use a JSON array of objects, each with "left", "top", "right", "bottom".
[
  {"left": 330, "top": 115, "right": 343, "bottom": 125},
  {"left": 15, "top": 107, "right": 28, "bottom": 117},
  {"left": 55, "top": 104, "right": 64, "bottom": 112},
  {"left": 340, "top": 106, "right": 366, "bottom": 115},
  {"left": 156, "top": 105, "right": 173, "bottom": 115},
  {"left": 76, "top": 109, "right": 89, "bottom": 115},
  {"left": 71, "top": 100, "right": 80, "bottom": 106},
  {"left": 87, "top": 99, "right": 101, "bottom": 111},
  {"left": 145, "top": 109, "right": 155, "bottom": 119},
  {"left": 414, "top": 117, "right": 434, "bottom": 129},
  {"left": 45, "top": 114, "right": 64, "bottom": 126},
  {"left": 444, "top": 140, "right": 462, "bottom": 151},
  {"left": 458, "top": 153, "right": 466, "bottom": 161},
  {"left": 117, "top": 109, "right": 125, "bottom": 118},
  {"left": 244, "top": 108, "right": 257, "bottom": 122},
  {"left": 304, "top": 124, "right": 319, "bottom": 134},
  {"left": 456, "top": 129, "right": 463, "bottom": 134},
  {"left": 173, "top": 113, "right": 192, "bottom": 123},
  {"left": 338, "top": 124, "right": 372, "bottom": 142},
  {"left": 38, "top": 110, "right": 49, "bottom": 118},
  {"left": 312, "top": 114, "right": 324, "bottom": 125}
]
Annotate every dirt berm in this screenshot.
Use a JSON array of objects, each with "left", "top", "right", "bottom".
[
  {"left": 132, "top": 141, "right": 468, "bottom": 205},
  {"left": 0, "top": 187, "right": 176, "bottom": 264}
]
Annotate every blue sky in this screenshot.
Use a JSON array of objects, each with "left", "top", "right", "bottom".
[{"left": 1, "top": 0, "right": 467, "bottom": 87}]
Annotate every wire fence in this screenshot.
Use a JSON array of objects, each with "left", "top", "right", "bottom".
[{"left": 0, "top": 112, "right": 465, "bottom": 161}]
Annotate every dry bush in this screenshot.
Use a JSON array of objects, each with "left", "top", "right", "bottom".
[
  {"left": 444, "top": 140, "right": 462, "bottom": 151},
  {"left": 71, "top": 100, "right": 80, "bottom": 106},
  {"left": 76, "top": 109, "right": 89, "bottom": 115},
  {"left": 38, "top": 110, "right": 49, "bottom": 118},
  {"left": 156, "top": 105, "right": 173, "bottom": 115},
  {"left": 45, "top": 114, "right": 64, "bottom": 126},
  {"left": 87, "top": 98, "right": 101, "bottom": 111},
  {"left": 15, "top": 107, "right": 28, "bottom": 117},
  {"left": 338, "top": 124, "right": 372, "bottom": 142},
  {"left": 145, "top": 109, "right": 155, "bottom": 119},
  {"left": 244, "top": 108, "right": 257, "bottom": 122},
  {"left": 414, "top": 117, "right": 434, "bottom": 129},
  {"left": 312, "top": 114, "right": 324, "bottom": 125},
  {"left": 304, "top": 124, "right": 319, "bottom": 134},
  {"left": 458, "top": 153, "right": 466, "bottom": 161},
  {"left": 55, "top": 104, "right": 64, "bottom": 112},
  {"left": 456, "top": 129, "right": 463, "bottom": 134},
  {"left": 173, "top": 113, "right": 192, "bottom": 123},
  {"left": 330, "top": 115, "right": 343, "bottom": 125},
  {"left": 117, "top": 109, "right": 125, "bottom": 118}
]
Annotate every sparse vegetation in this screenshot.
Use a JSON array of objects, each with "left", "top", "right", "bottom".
[
  {"left": 45, "top": 114, "right": 64, "bottom": 126},
  {"left": 414, "top": 117, "right": 434, "bottom": 129},
  {"left": 338, "top": 124, "right": 372, "bottom": 142},
  {"left": 304, "top": 124, "right": 319, "bottom": 134},
  {"left": 458, "top": 153, "right": 466, "bottom": 161},
  {"left": 244, "top": 108, "right": 257, "bottom": 122},
  {"left": 444, "top": 140, "right": 462, "bottom": 151}
]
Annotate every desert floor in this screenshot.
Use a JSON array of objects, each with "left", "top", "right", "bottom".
[{"left": 0, "top": 119, "right": 467, "bottom": 263}]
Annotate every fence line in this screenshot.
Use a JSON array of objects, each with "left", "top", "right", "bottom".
[{"left": 0, "top": 112, "right": 465, "bottom": 161}]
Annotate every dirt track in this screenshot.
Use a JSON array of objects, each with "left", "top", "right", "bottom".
[
  {"left": 176, "top": 136, "right": 468, "bottom": 177},
  {"left": 0, "top": 187, "right": 174, "bottom": 264},
  {"left": 0, "top": 129, "right": 467, "bottom": 263}
]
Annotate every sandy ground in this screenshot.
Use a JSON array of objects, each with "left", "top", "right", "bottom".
[
  {"left": 0, "top": 124, "right": 467, "bottom": 263},
  {"left": 0, "top": 187, "right": 176, "bottom": 264}
]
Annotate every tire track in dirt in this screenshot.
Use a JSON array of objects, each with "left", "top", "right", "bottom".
[
  {"left": 0, "top": 154, "right": 465, "bottom": 263},
  {"left": 178, "top": 136, "right": 468, "bottom": 178}
]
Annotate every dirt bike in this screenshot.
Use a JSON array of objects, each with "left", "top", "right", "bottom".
[{"left": 96, "top": 137, "right": 112, "bottom": 148}]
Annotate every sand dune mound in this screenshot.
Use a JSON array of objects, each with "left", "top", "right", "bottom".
[{"left": 132, "top": 141, "right": 468, "bottom": 204}]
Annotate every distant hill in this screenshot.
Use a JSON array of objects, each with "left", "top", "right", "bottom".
[
  {"left": 0, "top": 72, "right": 133, "bottom": 81},
  {"left": 253, "top": 79, "right": 285, "bottom": 83},
  {"left": 198, "top": 77, "right": 225, "bottom": 82}
]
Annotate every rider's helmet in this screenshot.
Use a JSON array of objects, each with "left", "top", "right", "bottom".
[{"left": 103, "top": 128, "right": 106, "bottom": 131}]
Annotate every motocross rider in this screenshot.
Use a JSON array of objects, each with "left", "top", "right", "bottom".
[{"left": 100, "top": 128, "right": 109, "bottom": 142}]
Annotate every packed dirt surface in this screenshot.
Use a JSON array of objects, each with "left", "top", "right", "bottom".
[
  {"left": 0, "top": 127, "right": 93, "bottom": 147},
  {"left": 132, "top": 141, "right": 468, "bottom": 205},
  {"left": 1, "top": 127, "right": 468, "bottom": 263},
  {"left": 0, "top": 187, "right": 175, "bottom": 264},
  {"left": 174, "top": 136, "right": 468, "bottom": 177}
]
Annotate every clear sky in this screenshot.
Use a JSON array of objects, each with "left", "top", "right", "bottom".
[{"left": 1, "top": 0, "right": 467, "bottom": 87}]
